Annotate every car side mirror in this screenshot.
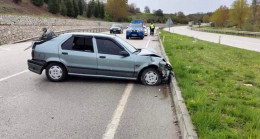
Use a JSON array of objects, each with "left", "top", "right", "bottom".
[{"left": 119, "top": 51, "right": 129, "bottom": 57}]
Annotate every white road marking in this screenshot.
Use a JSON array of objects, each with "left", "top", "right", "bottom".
[
  {"left": 0, "top": 70, "right": 29, "bottom": 82},
  {"left": 102, "top": 83, "right": 134, "bottom": 139},
  {"left": 145, "top": 36, "right": 152, "bottom": 48}
]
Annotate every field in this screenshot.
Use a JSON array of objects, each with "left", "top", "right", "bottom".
[{"left": 160, "top": 30, "right": 260, "bottom": 138}]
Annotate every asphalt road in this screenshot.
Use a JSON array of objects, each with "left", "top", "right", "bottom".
[
  {"left": 165, "top": 26, "right": 260, "bottom": 52},
  {"left": 0, "top": 31, "right": 180, "bottom": 139}
]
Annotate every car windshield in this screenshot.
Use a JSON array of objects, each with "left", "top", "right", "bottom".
[
  {"left": 129, "top": 23, "right": 142, "bottom": 27},
  {"left": 115, "top": 37, "right": 137, "bottom": 53},
  {"left": 112, "top": 24, "right": 121, "bottom": 27}
]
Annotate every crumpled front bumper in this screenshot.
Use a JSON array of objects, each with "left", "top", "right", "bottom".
[{"left": 158, "top": 60, "right": 173, "bottom": 82}]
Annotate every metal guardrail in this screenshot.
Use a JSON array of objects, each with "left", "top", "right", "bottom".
[
  {"left": 191, "top": 27, "right": 260, "bottom": 38},
  {"left": 12, "top": 28, "right": 109, "bottom": 44}
]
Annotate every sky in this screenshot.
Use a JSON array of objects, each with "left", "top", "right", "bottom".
[{"left": 128, "top": 0, "right": 252, "bottom": 15}]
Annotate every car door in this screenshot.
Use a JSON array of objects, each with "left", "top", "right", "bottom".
[
  {"left": 95, "top": 37, "right": 135, "bottom": 77},
  {"left": 59, "top": 35, "right": 97, "bottom": 75}
]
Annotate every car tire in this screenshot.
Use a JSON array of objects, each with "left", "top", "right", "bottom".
[
  {"left": 140, "top": 37, "right": 144, "bottom": 40},
  {"left": 46, "top": 63, "right": 67, "bottom": 82},
  {"left": 126, "top": 36, "right": 129, "bottom": 39},
  {"left": 140, "top": 68, "right": 161, "bottom": 86}
]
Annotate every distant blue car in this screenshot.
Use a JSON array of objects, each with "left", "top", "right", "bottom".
[{"left": 126, "top": 23, "right": 144, "bottom": 40}]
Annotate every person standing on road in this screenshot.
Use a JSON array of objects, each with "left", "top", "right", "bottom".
[{"left": 150, "top": 23, "right": 155, "bottom": 36}]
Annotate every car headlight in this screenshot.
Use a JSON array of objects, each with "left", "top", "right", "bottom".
[{"left": 159, "top": 61, "right": 167, "bottom": 67}]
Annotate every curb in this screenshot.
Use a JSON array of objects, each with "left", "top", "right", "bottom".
[{"left": 158, "top": 34, "right": 198, "bottom": 139}]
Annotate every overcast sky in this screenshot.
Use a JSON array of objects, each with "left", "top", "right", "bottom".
[{"left": 128, "top": 0, "right": 252, "bottom": 15}]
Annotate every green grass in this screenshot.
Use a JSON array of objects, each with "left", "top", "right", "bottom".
[{"left": 160, "top": 31, "right": 260, "bottom": 139}]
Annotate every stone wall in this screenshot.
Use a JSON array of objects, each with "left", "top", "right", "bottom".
[{"left": 0, "top": 15, "right": 166, "bottom": 44}]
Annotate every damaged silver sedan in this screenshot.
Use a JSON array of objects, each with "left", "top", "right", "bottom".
[{"left": 27, "top": 32, "right": 172, "bottom": 85}]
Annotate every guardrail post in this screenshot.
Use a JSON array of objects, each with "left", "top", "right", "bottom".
[{"left": 219, "top": 36, "right": 221, "bottom": 44}]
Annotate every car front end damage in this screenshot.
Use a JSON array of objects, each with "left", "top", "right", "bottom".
[
  {"left": 158, "top": 60, "right": 173, "bottom": 82},
  {"left": 138, "top": 48, "right": 173, "bottom": 83}
]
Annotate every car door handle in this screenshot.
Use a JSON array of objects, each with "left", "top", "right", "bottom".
[
  {"left": 99, "top": 56, "right": 106, "bottom": 59},
  {"left": 62, "top": 52, "right": 68, "bottom": 55}
]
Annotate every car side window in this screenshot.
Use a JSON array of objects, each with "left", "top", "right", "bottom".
[
  {"left": 62, "top": 36, "right": 94, "bottom": 53},
  {"left": 96, "top": 38, "right": 123, "bottom": 55}
]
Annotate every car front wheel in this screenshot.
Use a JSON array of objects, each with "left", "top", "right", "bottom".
[
  {"left": 46, "top": 63, "right": 67, "bottom": 82},
  {"left": 141, "top": 68, "right": 161, "bottom": 86}
]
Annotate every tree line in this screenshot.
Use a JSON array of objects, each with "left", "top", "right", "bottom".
[
  {"left": 209, "top": 0, "right": 260, "bottom": 31},
  {"left": 13, "top": 0, "right": 105, "bottom": 19}
]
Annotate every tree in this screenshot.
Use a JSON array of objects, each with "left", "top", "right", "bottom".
[
  {"left": 86, "top": 2, "right": 93, "bottom": 18},
  {"left": 93, "top": 1, "right": 99, "bottom": 18},
  {"left": 31, "top": 0, "right": 44, "bottom": 6},
  {"left": 250, "top": 0, "right": 260, "bottom": 24},
  {"left": 128, "top": 3, "right": 137, "bottom": 14},
  {"left": 13, "top": 0, "right": 22, "bottom": 4},
  {"left": 78, "top": 0, "right": 84, "bottom": 15},
  {"left": 72, "top": 0, "right": 79, "bottom": 17},
  {"left": 202, "top": 15, "right": 210, "bottom": 23},
  {"left": 100, "top": 2, "right": 105, "bottom": 19},
  {"left": 154, "top": 9, "right": 163, "bottom": 17},
  {"left": 229, "top": 0, "right": 249, "bottom": 28},
  {"left": 177, "top": 11, "right": 188, "bottom": 24},
  {"left": 106, "top": 0, "right": 128, "bottom": 21},
  {"left": 65, "top": 0, "right": 75, "bottom": 17},
  {"left": 60, "top": 0, "right": 67, "bottom": 16},
  {"left": 48, "top": 0, "right": 60, "bottom": 14},
  {"left": 135, "top": 8, "right": 141, "bottom": 13},
  {"left": 144, "top": 6, "right": 150, "bottom": 13},
  {"left": 211, "top": 6, "right": 229, "bottom": 27}
]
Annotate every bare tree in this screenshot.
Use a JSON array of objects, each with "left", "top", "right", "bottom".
[{"left": 144, "top": 6, "right": 150, "bottom": 13}]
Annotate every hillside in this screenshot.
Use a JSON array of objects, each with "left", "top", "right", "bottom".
[{"left": 0, "top": 0, "right": 58, "bottom": 17}]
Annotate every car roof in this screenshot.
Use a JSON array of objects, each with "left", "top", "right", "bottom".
[{"left": 64, "top": 32, "right": 117, "bottom": 38}]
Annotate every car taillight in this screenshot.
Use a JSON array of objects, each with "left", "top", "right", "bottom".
[{"left": 31, "top": 49, "right": 34, "bottom": 58}]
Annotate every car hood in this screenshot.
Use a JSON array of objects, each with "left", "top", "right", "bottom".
[
  {"left": 138, "top": 48, "right": 162, "bottom": 57},
  {"left": 128, "top": 27, "right": 143, "bottom": 30}
]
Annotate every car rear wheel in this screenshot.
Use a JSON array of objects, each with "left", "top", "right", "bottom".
[
  {"left": 141, "top": 68, "right": 161, "bottom": 86},
  {"left": 46, "top": 63, "right": 67, "bottom": 82}
]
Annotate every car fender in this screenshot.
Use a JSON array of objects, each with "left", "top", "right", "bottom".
[{"left": 45, "top": 57, "right": 67, "bottom": 69}]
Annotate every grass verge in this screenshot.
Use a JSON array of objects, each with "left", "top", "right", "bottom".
[{"left": 160, "top": 30, "right": 260, "bottom": 138}]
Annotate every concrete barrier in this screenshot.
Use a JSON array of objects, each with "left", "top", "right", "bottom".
[{"left": 13, "top": 28, "right": 108, "bottom": 44}]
